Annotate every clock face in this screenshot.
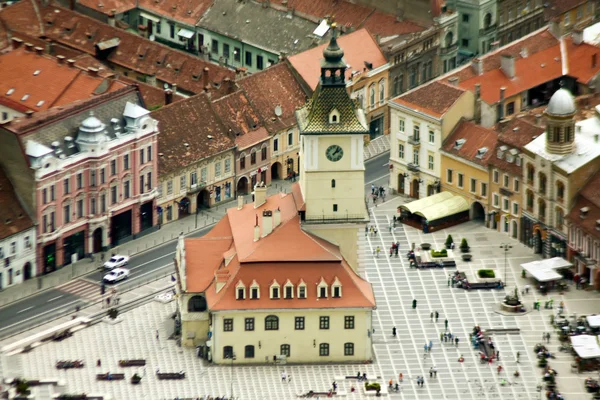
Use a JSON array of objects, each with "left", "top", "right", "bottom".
[{"left": 326, "top": 145, "right": 344, "bottom": 162}]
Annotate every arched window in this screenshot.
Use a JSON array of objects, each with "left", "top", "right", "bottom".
[
  {"left": 369, "top": 84, "right": 375, "bottom": 107},
  {"left": 223, "top": 346, "right": 233, "bottom": 359},
  {"left": 538, "top": 199, "right": 547, "bottom": 220},
  {"left": 555, "top": 207, "right": 564, "bottom": 229},
  {"left": 188, "top": 295, "right": 207, "bottom": 312},
  {"left": 444, "top": 31, "right": 454, "bottom": 47},
  {"left": 244, "top": 345, "right": 255, "bottom": 358},
  {"left": 378, "top": 79, "right": 385, "bottom": 104},
  {"left": 484, "top": 13, "right": 492, "bottom": 29},
  {"left": 265, "top": 315, "right": 279, "bottom": 330},
  {"left": 556, "top": 181, "right": 565, "bottom": 201},
  {"left": 527, "top": 164, "right": 535, "bottom": 183},
  {"left": 331, "top": 179, "right": 336, "bottom": 188},
  {"left": 538, "top": 173, "right": 547, "bottom": 194},
  {"left": 526, "top": 190, "right": 534, "bottom": 211}
]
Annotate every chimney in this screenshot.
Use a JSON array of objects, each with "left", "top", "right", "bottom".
[
  {"left": 498, "top": 118, "right": 510, "bottom": 131},
  {"left": 45, "top": 40, "right": 54, "bottom": 55},
  {"left": 56, "top": 55, "right": 66, "bottom": 64},
  {"left": 273, "top": 207, "right": 281, "bottom": 228},
  {"left": 580, "top": 207, "right": 590, "bottom": 219},
  {"left": 549, "top": 19, "right": 560, "bottom": 37},
  {"left": 203, "top": 67, "right": 210, "bottom": 89},
  {"left": 535, "top": 113, "right": 542, "bottom": 126},
  {"left": 501, "top": 54, "right": 515, "bottom": 79},
  {"left": 11, "top": 38, "right": 23, "bottom": 49},
  {"left": 498, "top": 87, "right": 506, "bottom": 120},
  {"left": 448, "top": 76, "right": 459, "bottom": 86},
  {"left": 520, "top": 47, "right": 528, "bottom": 58},
  {"left": 172, "top": 84, "right": 177, "bottom": 95},
  {"left": 165, "top": 89, "right": 173, "bottom": 105},
  {"left": 218, "top": 56, "right": 225, "bottom": 67},
  {"left": 146, "top": 74, "right": 157, "bottom": 86},
  {"left": 108, "top": 10, "right": 116, "bottom": 27},
  {"left": 262, "top": 210, "right": 273, "bottom": 237},
  {"left": 25, "top": 110, "right": 34, "bottom": 118},
  {"left": 237, "top": 195, "right": 244, "bottom": 210},
  {"left": 500, "top": 87, "right": 506, "bottom": 102},
  {"left": 87, "top": 67, "right": 99, "bottom": 76},
  {"left": 490, "top": 41, "right": 500, "bottom": 51},
  {"left": 254, "top": 221, "right": 260, "bottom": 241},
  {"left": 34, "top": 46, "right": 44, "bottom": 55},
  {"left": 593, "top": 53, "right": 598, "bottom": 69},
  {"left": 253, "top": 181, "right": 267, "bottom": 208},
  {"left": 474, "top": 83, "right": 481, "bottom": 124},
  {"left": 471, "top": 58, "right": 482, "bottom": 75},
  {"left": 67, "top": 59, "right": 76, "bottom": 67},
  {"left": 24, "top": 43, "right": 34, "bottom": 52}
]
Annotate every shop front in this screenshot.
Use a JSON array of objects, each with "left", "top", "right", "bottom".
[
  {"left": 110, "top": 209, "right": 132, "bottom": 246},
  {"left": 63, "top": 230, "right": 86, "bottom": 265}
]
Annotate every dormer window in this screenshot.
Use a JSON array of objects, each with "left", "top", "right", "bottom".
[
  {"left": 284, "top": 280, "right": 294, "bottom": 299},
  {"left": 250, "top": 280, "right": 260, "bottom": 299},
  {"left": 297, "top": 280, "right": 307, "bottom": 299},
  {"left": 329, "top": 109, "right": 340, "bottom": 124},
  {"left": 317, "top": 278, "right": 328, "bottom": 298},
  {"left": 270, "top": 280, "right": 280, "bottom": 299},
  {"left": 236, "top": 281, "right": 246, "bottom": 300},
  {"left": 332, "top": 277, "right": 342, "bottom": 298}
]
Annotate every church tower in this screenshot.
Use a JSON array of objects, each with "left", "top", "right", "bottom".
[
  {"left": 295, "top": 24, "right": 369, "bottom": 270},
  {"left": 545, "top": 88, "right": 576, "bottom": 155}
]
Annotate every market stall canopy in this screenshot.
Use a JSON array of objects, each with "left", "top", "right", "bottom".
[
  {"left": 520, "top": 257, "right": 572, "bottom": 282},
  {"left": 399, "top": 192, "right": 453, "bottom": 215},
  {"left": 414, "top": 196, "right": 470, "bottom": 223},
  {"left": 587, "top": 315, "right": 600, "bottom": 329},
  {"left": 570, "top": 335, "right": 600, "bottom": 359}
]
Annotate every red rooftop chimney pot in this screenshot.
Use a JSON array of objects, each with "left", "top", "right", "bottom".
[
  {"left": 11, "top": 38, "right": 23, "bottom": 49},
  {"left": 203, "top": 67, "right": 210, "bottom": 89}
]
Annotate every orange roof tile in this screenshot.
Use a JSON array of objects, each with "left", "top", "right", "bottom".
[
  {"left": 291, "top": 182, "right": 305, "bottom": 211},
  {"left": 185, "top": 237, "right": 233, "bottom": 292},
  {"left": 238, "top": 62, "right": 308, "bottom": 133},
  {"left": 564, "top": 38, "right": 600, "bottom": 84},
  {"left": 234, "top": 126, "right": 270, "bottom": 151},
  {"left": 288, "top": 28, "right": 387, "bottom": 90},
  {"left": 0, "top": 47, "right": 126, "bottom": 112},
  {"left": 77, "top": 0, "right": 137, "bottom": 15},
  {"left": 360, "top": 10, "right": 424, "bottom": 37},
  {"left": 138, "top": 0, "right": 213, "bottom": 25},
  {"left": 0, "top": 168, "right": 34, "bottom": 241},
  {"left": 392, "top": 81, "right": 466, "bottom": 118},
  {"left": 211, "top": 91, "right": 262, "bottom": 137},
  {"left": 442, "top": 119, "right": 498, "bottom": 167}
]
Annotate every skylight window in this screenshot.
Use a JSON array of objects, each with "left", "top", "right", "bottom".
[
  {"left": 6, "top": 88, "right": 14, "bottom": 96},
  {"left": 36, "top": 100, "right": 45, "bottom": 107},
  {"left": 33, "top": 70, "right": 41, "bottom": 76},
  {"left": 21, "top": 94, "right": 30, "bottom": 102}
]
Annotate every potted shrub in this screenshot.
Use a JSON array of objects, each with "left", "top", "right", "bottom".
[
  {"left": 421, "top": 243, "right": 431, "bottom": 251},
  {"left": 15, "top": 379, "right": 31, "bottom": 397},
  {"left": 131, "top": 373, "right": 142, "bottom": 384},
  {"left": 445, "top": 235, "right": 454, "bottom": 249},
  {"left": 460, "top": 238, "right": 469, "bottom": 253},
  {"left": 431, "top": 249, "right": 448, "bottom": 258},
  {"left": 364, "top": 382, "right": 381, "bottom": 392},
  {"left": 462, "top": 254, "right": 472, "bottom": 261},
  {"left": 108, "top": 308, "right": 119, "bottom": 320}
]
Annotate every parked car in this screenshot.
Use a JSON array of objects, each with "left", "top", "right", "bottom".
[
  {"left": 103, "top": 255, "right": 129, "bottom": 269},
  {"left": 103, "top": 268, "right": 130, "bottom": 283}
]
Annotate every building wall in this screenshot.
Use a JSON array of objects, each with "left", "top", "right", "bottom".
[
  {"left": 157, "top": 149, "right": 236, "bottom": 224},
  {"left": 488, "top": 166, "right": 522, "bottom": 238},
  {"left": 0, "top": 227, "right": 37, "bottom": 289},
  {"left": 0, "top": 105, "right": 24, "bottom": 124},
  {"left": 350, "top": 66, "right": 390, "bottom": 139},
  {"left": 236, "top": 140, "right": 271, "bottom": 195},
  {"left": 303, "top": 224, "right": 360, "bottom": 272},
  {"left": 270, "top": 126, "right": 300, "bottom": 180},
  {"left": 440, "top": 153, "right": 489, "bottom": 215},
  {"left": 440, "top": 91, "right": 475, "bottom": 138},
  {"left": 211, "top": 308, "right": 373, "bottom": 364},
  {"left": 497, "top": 0, "right": 545, "bottom": 45},
  {"left": 554, "top": 1, "right": 596, "bottom": 35},
  {"left": 131, "top": 10, "right": 200, "bottom": 54},
  {"left": 456, "top": 0, "right": 497, "bottom": 56}
]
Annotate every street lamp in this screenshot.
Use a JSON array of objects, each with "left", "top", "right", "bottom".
[
  {"left": 228, "top": 352, "right": 236, "bottom": 398},
  {"left": 500, "top": 243, "right": 512, "bottom": 286}
]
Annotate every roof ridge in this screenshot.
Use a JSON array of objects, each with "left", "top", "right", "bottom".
[
  {"left": 302, "top": 229, "right": 342, "bottom": 260},
  {"left": 238, "top": 213, "right": 297, "bottom": 262}
]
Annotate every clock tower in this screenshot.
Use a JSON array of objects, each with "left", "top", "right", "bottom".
[{"left": 295, "top": 25, "right": 369, "bottom": 269}]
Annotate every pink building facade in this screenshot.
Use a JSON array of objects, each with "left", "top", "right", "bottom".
[{"left": 0, "top": 87, "right": 159, "bottom": 274}]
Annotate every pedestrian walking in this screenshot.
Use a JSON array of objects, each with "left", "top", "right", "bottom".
[
  {"left": 392, "top": 327, "right": 397, "bottom": 337},
  {"left": 399, "top": 372, "right": 403, "bottom": 382},
  {"left": 525, "top": 284, "right": 530, "bottom": 294},
  {"left": 97, "top": 359, "right": 101, "bottom": 367},
  {"left": 390, "top": 246, "right": 394, "bottom": 257},
  {"left": 435, "top": 311, "right": 439, "bottom": 322},
  {"left": 429, "top": 340, "right": 433, "bottom": 351},
  {"left": 429, "top": 367, "right": 433, "bottom": 378},
  {"left": 374, "top": 227, "right": 378, "bottom": 236},
  {"left": 546, "top": 332, "right": 551, "bottom": 343},
  {"left": 365, "top": 226, "right": 368, "bottom": 237},
  {"left": 430, "top": 312, "right": 434, "bottom": 321},
  {"left": 375, "top": 246, "right": 381, "bottom": 258},
  {"left": 332, "top": 381, "right": 337, "bottom": 391},
  {"left": 371, "top": 184, "right": 375, "bottom": 194},
  {"left": 448, "top": 277, "right": 451, "bottom": 287},
  {"left": 424, "top": 343, "right": 428, "bottom": 353},
  {"left": 444, "top": 333, "right": 448, "bottom": 343},
  {"left": 281, "top": 371, "right": 287, "bottom": 382},
  {"left": 106, "top": 297, "right": 111, "bottom": 307},
  {"left": 440, "top": 332, "right": 444, "bottom": 342},
  {"left": 395, "top": 246, "right": 399, "bottom": 257},
  {"left": 455, "top": 337, "right": 459, "bottom": 347},
  {"left": 433, "top": 366, "right": 437, "bottom": 378},
  {"left": 516, "top": 351, "right": 520, "bottom": 363},
  {"left": 444, "top": 319, "right": 448, "bottom": 330},
  {"left": 156, "top": 330, "right": 159, "bottom": 341},
  {"left": 412, "top": 299, "right": 417, "bottom": 309},
  {"left": 497, "top": 365, "right": 503, "bottom": 375},
  {"left": 497, "top": 350, "right": 500, "bottom": 360}
]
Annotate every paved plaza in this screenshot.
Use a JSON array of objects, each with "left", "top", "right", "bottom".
[{"left": 3, "top": 195, "right": 599, "bottom": 399}]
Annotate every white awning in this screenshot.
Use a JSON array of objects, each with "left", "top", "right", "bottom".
[
  {"left": 177, "top": 28, "right": 195, "bottom": 39},
  {"left": 570, "top": 335, "right": 600, "bottom": 359},
  {"left": 399, "top": 192, "right": 453, "bottom": 214},
  {"left": 415, "top": 196, "right": 470, "bottom": 223},
  {"left": 313, "top": 19, "right": 330, "bottom": 37},
  {"left": 520, "top": 257, "right": 572, "bottom": 282},
  {"left": 587, "top": 315, "right": 600, "bottom": 328},
  {"left": 140, "top": 12, "right": 159, "bottom": 23}
]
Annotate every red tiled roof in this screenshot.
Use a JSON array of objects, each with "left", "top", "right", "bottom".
[
  {"left": 77, "top": 0, "right": 137, "bottom": 15},
  {"left": 488, "top": 118, "right": 543, "bottom": 175},
  {"left": 291, "top": 182, "right": 305, "bottom": 211},
  {"left": 238, "top": 62, "right": 308, "bottom": 133},
  {"left": 0, "top": 47, "right": 127, "bottom": 112},
  {"left": 0, "top": 1, "right": 235, "bottom": 94},
  {"left": 183, "top": 190, "right": 376, "bottom": 310},
  {"left": 566, "top": 196, "right": 600, "bottom": 241},
  {"left": 564, "top": 37, "right": 600, "bottom": 84},
  {"left": 259, "top": 0, "right": 424, "bottom": 38},
  {"left": 288, "top": 28, "right": 387, "bottom": 90},
  {"left": 211, "top": 91, "right": 262, "bottom": 137},
  {"left": 138, "top": 0, "right": 213, "bottom": 25},
  {"left": 151, "top": 92, "right": 235, "bottom": 175},
  {"left": 0, "top": 168, "right": 34, "bottom": 241},
  {"left": 234, "top": 126, "right": 270, "bottom": 151},
  {"left": 392, "top": 81, "right": 466, "bottom": 118},
  {"left": 442, "top": 119, "right": 498, "bottom": 167},
  {"left": 580, "top": 172, "right": 600, "bottom": 210},
  {"left": 449, "top": 27, "right": 559, "bottom": 83}
]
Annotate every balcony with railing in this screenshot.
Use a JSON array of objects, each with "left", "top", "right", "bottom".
[
  {"left": 187, "top": 182, "right": 207, "bottom": 194},
  {"left": 407, "top": 135, "right": 420, "bottom": 146},
  {"left": 440, "top": 43, "right": 458, "bottom": 55},
  {"left": 407, "top": 163, "right": 420, "bottom": 172},
  {"left": 479, "top": 24, "right": 497, "bottom": 36}
]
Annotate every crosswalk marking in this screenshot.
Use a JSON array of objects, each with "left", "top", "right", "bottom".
[{"left": 56, "top": 279, "right": 103, "bottom": 303}]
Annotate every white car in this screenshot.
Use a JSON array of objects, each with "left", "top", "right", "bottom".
[
  {"left": 103, "top": 255, "right": 129, "bottom": 270},
  {"left": 103, "top": 268, "right": 130, "bottom": 283}
]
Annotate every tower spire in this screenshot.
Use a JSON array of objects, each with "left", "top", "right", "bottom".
[{"left": 320, "top": 23, "right": 347, "bottom": 87}]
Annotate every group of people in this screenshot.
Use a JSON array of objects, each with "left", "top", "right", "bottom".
[
  {"left": 370, "top": 185, "right": 386, "bottom": 205},
  {"left": 441, "top": 332, "right": 459, "bottom": 347}
]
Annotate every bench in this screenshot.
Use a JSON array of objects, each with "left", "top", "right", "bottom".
[
  {"left": 157, "top": 372, "right": 185, "bottom": 380},
  {"left": 118, "top": 359, "right": 146, "bottom": 367},
  {"left": 96, "top": 373, "right": 125, "bottom": 381},
  {"left": 417, "top": 262, "right": 439, "bottom": 268},
  {"left": 335, "top": 375, "right": 377, "bottom": 381},
  {"left": 460, "top": 281, "right": 503, "bottom": 290},
  {"left": 441, "top": 260, "right": 457, "bottom": 268},
  {"left": 56, "top": 361, "right": 84, "bottom": 369}
]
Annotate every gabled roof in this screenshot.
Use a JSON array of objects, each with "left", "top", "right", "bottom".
[
  {"left": 183, "top": 190, "right": 376, "bottom": 310},
  {"left": 296, "top": 85, "right": 368, "bottom": 134},
  {"left": 0, "top": 168, "right": 34, "bottom": 241},
  {"left": 198, "top": 0, "right": 322, "bottom": 56},
  {"left": 0, "top": 0, "right": 235, "bottom": 94},
  {"left": 442, "top": 119, "right": 498, "bottom": 167},
  {"left": 0, "top": 47, "right": 127, "bottom": 112},
  {"left": 489, "top": 118, "right": 544, "bottom": 175},
  {"left": 151, "top": 93, "right": 234, "bottom": 176},
  {"left": 391, "top": 80, "right": 467, "bottom": 118},
  {"left": 211, "top": 91, "right": 261, "bottom": 137},
  {"left": 288, "top": 28, "right": 387, "bottom": 90},
  {"left": 139, "top": 0, "right": 212, "bottom": 25},
  {"left": 234, "top": 127, "right": 270, "bottom": 151},
  {"left": 238, "top": 63, "right": 308, "bottom": 133}
]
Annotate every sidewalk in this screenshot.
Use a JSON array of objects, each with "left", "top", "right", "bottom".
[{"left": 0, "top": 179, "right": 295, "bottom": 308}]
